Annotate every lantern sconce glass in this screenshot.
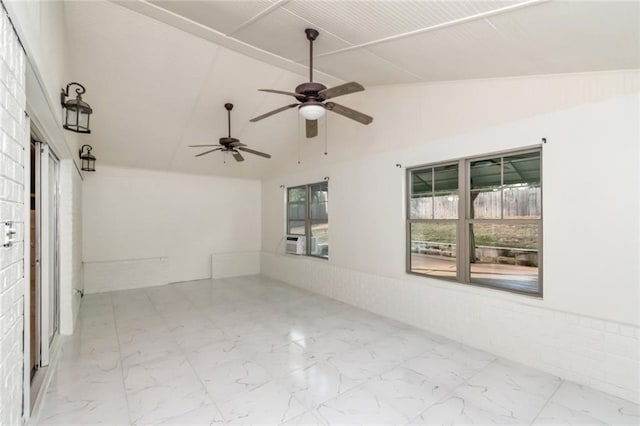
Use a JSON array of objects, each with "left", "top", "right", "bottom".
[
  {"left": 79, "top": 144, "right": 96, "bottom": 172},
  {"left": 61, "top": 82, "right": 93, "bottom": 133}
]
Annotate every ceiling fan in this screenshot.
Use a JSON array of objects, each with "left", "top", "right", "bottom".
[
  {"left": 189, "top": 103, "right": 271, "bottom": 162},
  {"left": 250, "top": 28, "right": 373, "bottom": 138}
]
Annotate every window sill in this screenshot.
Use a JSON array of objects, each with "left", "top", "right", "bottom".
[
  {"left": 405, "top": 270, "right": 544, "bottom": 301},
  {"left": 284, "top": 253, "right": 328, "bottom": 261}
]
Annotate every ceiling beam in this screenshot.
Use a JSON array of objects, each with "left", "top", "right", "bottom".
[{"left": 227, "top": 0, "right": 292, "bottom": 37}]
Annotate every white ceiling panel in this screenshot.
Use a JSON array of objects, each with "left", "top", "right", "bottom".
[
  {"left": 232, "top": 7, "right": 350, "bottom": 60},
  {"left": 314, "top": 48, "right": 422, "bottom": 86},
  {"left": 148, "top": 0, "right": 273, "bottom": 35},
  {"left": 62, "top": 1, "right": 639, "bottom": 180},
  {"left": 283, "top": 0, "right": 519, "bottom": 45},
  {"left": 483, "top": 0, "right": 640, "bottom": 72},
  {"left": 66, "top": 1, "right": 306, "bottom": 178},
  {"left": 367, "top": 17, "right": 528, "bottom": 81},
  {"left": 65, "top": 1, "right": 221, "bottom": 170},
  {"left": 367, "top": 1, "right": 640, "bottom": 82}
]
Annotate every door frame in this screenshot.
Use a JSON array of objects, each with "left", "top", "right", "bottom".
[{"left": 27, "top": 128, "right": 62, "bottom": 412}]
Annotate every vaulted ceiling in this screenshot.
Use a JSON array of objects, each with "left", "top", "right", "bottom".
[{"left": 64, "top": 0, "right": 639, "bottom": 179}]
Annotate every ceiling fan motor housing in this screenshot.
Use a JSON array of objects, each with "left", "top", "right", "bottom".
[
  {"left": 219, "top": 136, "right": 240, "bottom": 146},
  {"left": 295, "top": 82, "right": 327, "bottom": 102}
]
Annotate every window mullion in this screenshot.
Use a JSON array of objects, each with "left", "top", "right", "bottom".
[
  {"left": 431, "top": 168, "right": 435, "bottom": 219},
  {"left": 459, "top": 159, "right": 469, "bottom": 283},
  {"left": 500, "top": 157, "right": 504, "bottom": 220},
  {"left": 305, "top": 185, "right": 311, "bottom": 255}
]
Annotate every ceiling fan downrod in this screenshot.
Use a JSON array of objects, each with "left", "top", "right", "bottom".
[
  {"left": 224, "top": 102, "right": 233, "bottom": 137},
  {"left": 305, "top": 28, "right": 319, "bottom": 83}
]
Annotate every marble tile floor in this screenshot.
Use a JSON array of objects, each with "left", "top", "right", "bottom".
[{"left": 30, "top": 275, "right": 639, "bottom": 425}]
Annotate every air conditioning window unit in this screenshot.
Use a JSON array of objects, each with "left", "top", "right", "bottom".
[{"left": 285, "top": 235, "right": 306, "bottom": 255}]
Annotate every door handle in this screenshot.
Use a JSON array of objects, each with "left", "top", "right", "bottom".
[{"left": 2, "top": 222, "right": 16, "bottom": 248}]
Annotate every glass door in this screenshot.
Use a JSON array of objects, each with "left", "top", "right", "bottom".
[
  {"left": 29, "top": 141, "right": 39, "bottom": 380},
  {"left": 33, "top": 141, "right": 60, "bottom": 367}
]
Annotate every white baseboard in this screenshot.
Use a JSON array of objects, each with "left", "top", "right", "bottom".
[{"left": 83, "top": 257, "right": 169, "bottom": 293}]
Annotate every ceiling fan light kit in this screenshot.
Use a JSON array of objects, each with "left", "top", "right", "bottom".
[
  {"left": 250, "top": 28, "right": 373, "bottom": 138},
  {"left": 299, "top": 102, "right": 325, "bottom": 120},
  {"left": 189, "top": 103, "right": 271, "bottom": 162}
]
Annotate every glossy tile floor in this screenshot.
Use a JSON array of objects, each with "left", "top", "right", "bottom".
[{"left": 32, "top": 276, "right": 639, "bottom": 425}]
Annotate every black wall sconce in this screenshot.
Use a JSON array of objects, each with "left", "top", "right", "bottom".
[
  {"left": 61, "top": 82, "right": 93, "bottom": 133},
  {"left": 79, "top": 144, "right": 96, "bottom": 172}
]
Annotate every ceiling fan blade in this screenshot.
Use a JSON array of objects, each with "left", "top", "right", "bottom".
[
  {"left": 250, "top": 103, "right": 299, "bottom": 122},
  {"left": 229, "top": 141, "right": 246, "bottom": 147},
  {"left": 237, "top": 147, "right": 271, "bottom": 159},
  {"left": 326, "top": 102, "right": 373, "bottom": 125},
  {"left": 259, "top": 89, "right": 299, "bottom": 98},
  {"left": 195, "top": 147, "right": 223, "bottom": 157},
  {"left": 189, "top": 144, "right": 221, "bottom": 147},
  {"left": 306, "top": 119, "right": 318, "bottom": 138},
  {"left": 319, "top": 82, "right": 364, "bottom": 100},
  {"left": 233, "top": 151, "right": 245, "bottom": 162}
]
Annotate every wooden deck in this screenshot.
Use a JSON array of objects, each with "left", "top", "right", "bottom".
[{"left": 410, "top": 253, "right": 539, "bottom": 293}]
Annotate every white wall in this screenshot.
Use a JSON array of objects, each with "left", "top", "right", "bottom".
[
  {"left": 59, "top": 159, "right": 82, "bottom": 335},
  {"left": 0, "top": 6, "right": 28, "bottom": 424},
  {"left": 261, "top": 71, "right": 640, "bottom": 403},
  {"left": 82, "top": 166, "right": 261, "bottom": 293}
]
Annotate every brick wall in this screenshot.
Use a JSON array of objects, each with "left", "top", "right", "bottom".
[{"left": 0, "top": 6, "right": 27, "bottom": 425}]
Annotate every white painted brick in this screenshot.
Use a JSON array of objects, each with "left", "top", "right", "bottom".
[
  {"left": 578, "top": 317, "right": 591, "bottom": 328},
  {"left": 0, "top": 200, "right": 23, "bottom": 222},
  {"left": 604, "top": 333, "right": 640, "bottom": 360},
  {"left": 618, "top": 324, "right": 636, "bottom": 338},
  {"left": 262, "top": 252, "right": 640, "bottom": 404},
  {"left": 0, "top": 261, "right": 23, "bottom": 292},
  {"left": 0, "top": 6, "right": 26, "bottom": 424},
  {"left": 606, "top": 322, "right": 620, "bottom": 334},
  {"left": 0, "top": 242, "right": 23, "bottom": 269}
]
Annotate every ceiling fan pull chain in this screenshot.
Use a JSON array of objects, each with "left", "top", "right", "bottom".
[
  {"left": 297, "top": 114, "right": 302, "bottom": 164},
  {"left": 324, "top": 114, "right": 328, "bottom": 156}
]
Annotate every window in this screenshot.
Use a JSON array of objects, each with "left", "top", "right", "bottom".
[
  {"left": 287, "top": 182, "right": 328, "bottom": 258},
  {"left": 407, "top": 149, "right": 541, "bottom": 296}
]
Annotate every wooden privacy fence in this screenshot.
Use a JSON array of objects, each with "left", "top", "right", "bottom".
[{"left": 410, "top": 187, "right": 540, "bottom": 219}]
